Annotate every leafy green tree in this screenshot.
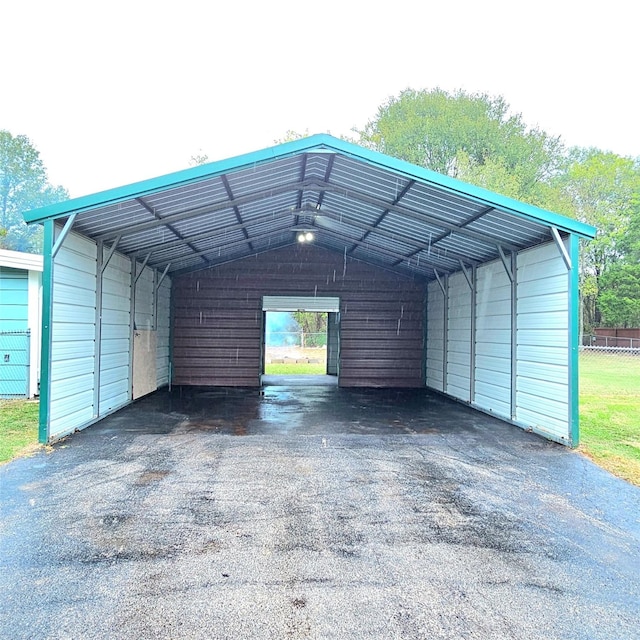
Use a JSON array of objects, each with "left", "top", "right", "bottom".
[
  {"left": 357, "top": 88, "right": 640, "bottom": 330},
  {"left": 559, "top": 149, "right": 640, "bottom": 327},
  {"left": 0, "top": 130, "right": 68, "bottom": 253},
  {"left": 357, "top": 88, "right": 564, "bottom": 208},
  {"left": 598, "top": 263, "right": 640, "bottom": 327},
  {"left": 292, "top": 311, "right": 328, "bottom": 347}
]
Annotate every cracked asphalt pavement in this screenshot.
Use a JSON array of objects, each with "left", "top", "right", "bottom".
[{"left": 1, "top": 386, "right": 639, "bottom": 639}]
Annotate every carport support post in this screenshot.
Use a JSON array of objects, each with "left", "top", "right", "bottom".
[
  {"left": 129, "top": 258, "right": 137, "bottom": 401},
  {"left": 443, "top": 274, "right": 449, "bottom": 392},
  {"left": 568, "top": 234, "right": 580, "bottom": 446},
  {"left": 38, "top": 220, "right": 54, "bottom": 443},
  {"left": 510, "top": 251, "right": 518, "bottom": 421},
  {"left": 93, "top": 242, "right": 103, "bottom": 418},
  {"left": 470, "top": 265, "right": 477, "bottom": 404}
]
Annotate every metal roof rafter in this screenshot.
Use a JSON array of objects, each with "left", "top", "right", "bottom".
[
  {"left": 294, "top": 154, "right": 308, "bottom": 227},
  {"left": 314, "top": 182, "right": 521, "bottom": 252},
  {"left": 390, "top": 205, "right": 496, "bottom": 267},
  {"left": 95, "top": 180, "right": 315, "bottom": 242},
  {"left": 314, "top": 208, "right": 477, "bottom": 268},
  {"left": 316, "top": 154, "right": 335, "bottom": 210},
  {"left": 318, "top": 226, "right": 449, "bottom": 275},
  {"left": 347, "top": 179, "right": 415, "bottom": 255},
  {"left": 147, "top": 225, "right": 295, "bottom": 269},
  {"left": 129, "top": 209, "right": 296, "bottom": 258},
  {"left": 221, "top": 174, "right": 253, "bottom": 252},
  {"left": 170, "top": 243, "right": 298, "bottom": 277},
  {"left": 136, "top": 197, "right": 209, "bottom": 267},
  {"left": 429, "top": 205, "right": 496, "bottom": 245}
]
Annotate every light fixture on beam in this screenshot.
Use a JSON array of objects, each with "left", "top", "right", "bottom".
[{"left": 297, "top": 231, "right": 315, "bottom": 243}]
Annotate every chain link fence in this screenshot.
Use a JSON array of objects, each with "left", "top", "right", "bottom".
[
  {"left": 580, "top": 334, "right": 640, "bottom": 376},
  {"left": 265, "top": 331, "right": 327, "bottom": 348},
  {"left": 582, "top": 334, "right": 640, "bottom": 351},
  {"left": 0, "top": 330, "right": 31, "bottom": 398}
]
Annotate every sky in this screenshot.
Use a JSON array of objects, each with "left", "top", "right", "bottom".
[{"left": 2, "top": 0, "right": 638, "bottom": 198}]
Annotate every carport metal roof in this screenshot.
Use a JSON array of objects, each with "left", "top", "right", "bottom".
[{"left": 24, "top": 134, "right": 596, "bottom": 280}]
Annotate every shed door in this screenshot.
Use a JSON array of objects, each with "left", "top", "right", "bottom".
[{"left": 133, "top": 329, "right": 157, "bottom": 399}]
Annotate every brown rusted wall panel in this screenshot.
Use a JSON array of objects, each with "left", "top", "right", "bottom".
[{"left": 172, "top": 245, "right": 426, "bottom": 387}]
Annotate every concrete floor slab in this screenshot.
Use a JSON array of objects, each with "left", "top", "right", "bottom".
[{"left": 1, "top": 386, "right": 639, "bottom": 639}]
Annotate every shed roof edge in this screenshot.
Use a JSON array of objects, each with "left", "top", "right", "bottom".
[{"left": 22, "top": 133, "right": 597, "bottom": 240}]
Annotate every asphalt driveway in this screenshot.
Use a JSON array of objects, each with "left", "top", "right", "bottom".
[{"left": 1, "top": 386, "right": 639, "bottom": 639}]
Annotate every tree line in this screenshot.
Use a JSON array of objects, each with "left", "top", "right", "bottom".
[
  {"left": 355, "top": 89, "right": 640, "bottom": 330},
  {"left": 2, "top": 87, "right": 639, "bottom": 328}
]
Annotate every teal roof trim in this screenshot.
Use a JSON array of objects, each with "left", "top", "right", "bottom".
[
  {"left": 23, "top": 133, "right": 596, "bottom": 240},
  {"left": 22, "top": 135, "right": 331, "bottom": 223}
]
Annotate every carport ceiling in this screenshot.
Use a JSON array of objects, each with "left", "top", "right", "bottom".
[{"left": 24, "top": 135, "right": 596, "bottom": 280}]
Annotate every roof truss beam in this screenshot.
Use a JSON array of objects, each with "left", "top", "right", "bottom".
[
  {"left": 315, "top": 182, "right": 520, "bottom": 252},
  {"left": 96, "top": 180, "right": 316, "bottom": 242},
  {"left": 94, "top": 178, "right": 519, "bottom": 259},
  {"left": 147, "top": 225, "right": 294, "bottom": 269},
  {"left": 294, "top": 154, "right": 308, "bottom": 227},
  {"left": 318, "top": 226, "right": 449, "bottom": 275},
  {"left": 130, "top": 209, "right": 292, "bottom": 258},
  {"left": 221, "top": 174, "right": 253, "bottom": 252},
  {"left": 315, "top": 208, "right": 477, "bottom": 269},
  {"left": 315, "top": 154, "right": 335, "bottom": 211},
  {"left": 347, "top": 179, "right": 415, "bottom": 254},
  {"left": 136, "top": 197, "right": 209, "bottom": 267}
]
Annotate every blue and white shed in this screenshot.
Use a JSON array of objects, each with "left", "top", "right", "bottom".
[
  {"left": 22, "top": 135, "right": 596, "bottom": 445},
  {"left": 0, "top": 249, "right": 43, "bottom": 397}
]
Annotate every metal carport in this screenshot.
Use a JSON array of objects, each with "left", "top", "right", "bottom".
[{"left": 23, "top": 134, "right": 595, "bottom": 445}]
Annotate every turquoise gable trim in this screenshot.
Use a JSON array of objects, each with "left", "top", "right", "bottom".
[{"left": 23, "top": 134, "right": 596, "bottom": 240}]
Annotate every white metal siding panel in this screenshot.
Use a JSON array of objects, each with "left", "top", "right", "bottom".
[
  {"left": 474, "top": 260, "right": 511, "bottom": 418},
  {"left": 446, "top": 272, "right": 471, "bottom": 401},
  {"left": 134, "top": 266, "right": 154, "bottom": 330},
  {"left": 426, "top": 280, "right": 444, "bottom": 391},
  {"left": 99, "top": 251, "right": 131, "bottom": 414},
  {"left": 156, "top": 276, "right": 171, "bottom": 387},
  {"left": 50, "top": 232, "right": 96, "bottom": 438},
  {"left": 516, "top": 241, "right": 569, "bottom": 442}
]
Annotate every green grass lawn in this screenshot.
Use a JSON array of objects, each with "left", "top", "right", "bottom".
[
  {"left": 579, "top": 352, "right": 640, "bottom": 486},
  {"left": 264, "top": 362, "right": 327, "bottom": 375},
  {"left": 0, "top": 399, "right": 40, "bottom": 464}
]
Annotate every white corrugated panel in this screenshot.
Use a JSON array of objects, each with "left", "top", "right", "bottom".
[
  {"left": 446, "top": 272, "right": 471, "bottom": 401},
  {"left": 50, "top": 232, "right": 96, "bottom": 438},
  {"left": 156, "top": 276, "right": 171, "bottom": 387},
  {"left": 516, "top": 241, "right": 569, "bottom": 442},
  {"left": 426, "top": 280, "right": 444, "bottom": 391},
  {"left": 474, "top": 260, "right": 511, "bottom": 418},
  {"left": 262, "top": 296, "right": 340, "bottom": 312},
  {"left": 99, "top": 250, "right": 131, "bottom": 414},
  {"left": 135, "top": 266, "right": 155, "bottom": 330}
]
